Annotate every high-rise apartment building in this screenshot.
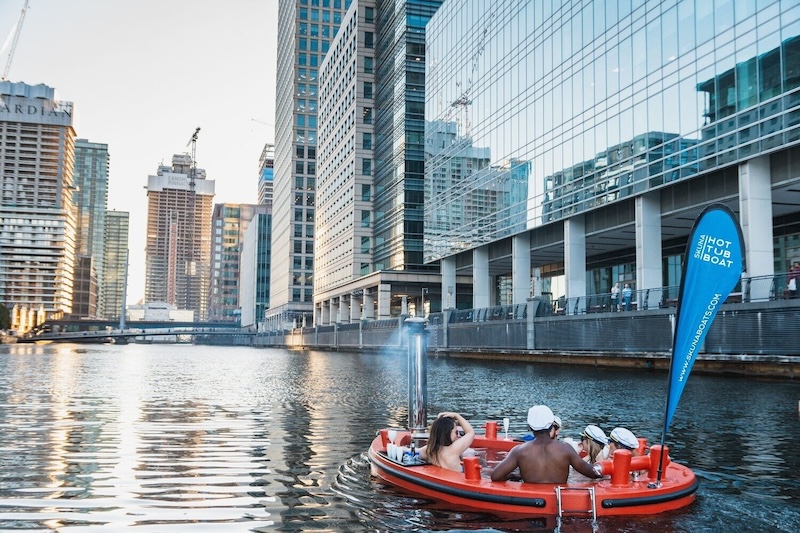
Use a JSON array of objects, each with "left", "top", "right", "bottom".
[
  {"left": 258, "top": 143, "right": 275, "bottom": 206},
  {"left": 208, "top": 203, "right": 264, "bottom": 322},
  {"left": 269, "top": 0, "right": 351, "bottom": 330},
  {"left": 0, "top": 81, "right": 77, "bottom": 332},
  {"left": 313, "top": 0, "right": 444, "bottom": 324},
  {"left": 103, "top": 210, "right": 129, "bottom": 321},
  {"left": 144, "top": 154, "right": 214, "bottom": 320},
  {"left": 71, "top": 138, "right": 109, "bottom": 318},
  {"left": 426, "top": 0, "right": 800, "bottom": 310}
]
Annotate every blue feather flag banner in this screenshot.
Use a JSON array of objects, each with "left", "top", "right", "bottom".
[{"left": 664, "top": 204, "right": 745, "bottom": 432}]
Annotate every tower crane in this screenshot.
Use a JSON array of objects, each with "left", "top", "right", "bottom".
[
  {"left": 1, "top": 0, "right": 30, "bottom": 81},
  {"left": 186, "top": 127, "right": 200, "bottom": 193}
]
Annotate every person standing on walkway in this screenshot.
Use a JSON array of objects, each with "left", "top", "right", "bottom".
[
  {"left": 610, "top": 283, "right": 620, "bottom": 311},
  {"left": 622, "top": 283, "right": 632, "bottom": 311}
]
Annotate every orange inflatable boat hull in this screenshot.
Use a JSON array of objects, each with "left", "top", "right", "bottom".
[{"left": 369, "top": 431, "right": 697, "bottom": 518}]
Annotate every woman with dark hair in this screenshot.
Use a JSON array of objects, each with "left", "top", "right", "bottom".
[{"left": 419, "top": 412, "right": 475, "bottom": 471}]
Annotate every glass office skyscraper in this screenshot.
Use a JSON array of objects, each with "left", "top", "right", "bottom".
[
  {"left": 72, "top": 139, "right": 109, "bottom": 318},
  {"left": 270, "top": 0, "right": 351, "bottom": 330},
  {"left": 426, "top": 0, "right": 800, "bottom": 308}
]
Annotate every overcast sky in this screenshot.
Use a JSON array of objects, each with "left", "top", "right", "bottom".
[{"left": 1, "top": 0, "right": 278, "bottom": 305}]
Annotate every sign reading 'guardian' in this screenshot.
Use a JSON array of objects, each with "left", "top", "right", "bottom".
[{"left": 664, "top": 205, "right": 745, "bottom": 432}]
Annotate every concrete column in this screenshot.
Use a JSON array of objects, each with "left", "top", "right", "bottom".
[
  {"left": 339, "top": 296, "right": 350, "bottom": 324},
  {"left": 442, "top": 256, "right": 456, "bottom": 309},
  {"left": 350, "top": 294, "right": 361, "bottom": 322},
  {"left": 512, "top": 233, "right": 532, "bottom": 305},
  {"left": 331, "top": 300, "right": 339, "bottom": 324},
  {"left": 526, "top": 298, "right": 536, "bottom": 350},
  {"left": 564, "top": 215, "right": 586, "bottom": 314},
  {"left": 739, "top": 155, "right": 774, "bottom": 300},
  {"left": 473, "top": 245, "right": 490, "bottom": 310},
  {"left": 362, "top": 292, "right": 375, "bottom": 320},
  {"left": 378, "top": 283, "right": 391, "bottom": 319},
  {"left": 401, "top": 295, "right": 408, "bottom": 316},
  {"left": 321, "top": 301, "right": 330, "bottom": 325},
  {"left": 635, "top": 191, "right": 662, "bottom": 310}
]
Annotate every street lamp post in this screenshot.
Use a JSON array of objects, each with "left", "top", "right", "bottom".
[{"left": 421, "top": 287, "right": 429, "bottom": 318}]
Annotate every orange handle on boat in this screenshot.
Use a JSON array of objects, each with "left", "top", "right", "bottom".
[
  {"left": 484, "top": 421, "right": 497, "bottom": 439},
  {"left": 611, "top": 449, "right": 632, "bottom": 486},
  {"left": 637, "top": 437, "right": 648, "bottom": 456},
  {"left": 463, "top": 456, "right": 481, "bottom": 480},
  {"left": 648, "top": 444, "right": 670, "bottom": 480}
]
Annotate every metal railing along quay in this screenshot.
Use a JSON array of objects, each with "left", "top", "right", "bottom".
[{"left": 248, "top": 272, "right": 800, "bottom": 377}]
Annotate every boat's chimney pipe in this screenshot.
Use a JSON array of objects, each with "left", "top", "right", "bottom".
[{"left": 405, "top": 317, "right": 427, "bottom": 436}]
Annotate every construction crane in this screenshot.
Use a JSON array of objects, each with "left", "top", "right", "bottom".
[
  {"left": 449, "top": 12, "right": 494, "bottom": 137},
  {"left": 186, "top": 126, "right": 200, "bottom": 193},
  {"left": 1, "top": 0, "right": 30, "bottom": 81}
]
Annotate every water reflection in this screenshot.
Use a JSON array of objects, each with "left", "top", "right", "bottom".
[{"left": 1, "top": 344, "right": 799, "bottom": 532}]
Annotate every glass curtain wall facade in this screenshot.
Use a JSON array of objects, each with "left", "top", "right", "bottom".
[
  {"left": 373, "top": 0, "right": 442, "bottom": 272},
  {"left": 208, "top": 203, "right": 262, "bottom": 322},
  {"left": 72, "top": 139, "right": 109, "bottom": 318},
  {"left": 270, "top": 0, "right": 351, "bottom": 329},
  {"left": 102, "top": 210, "right": 129, "bottom": 321},
  {"left": 426, "top": 0, "right": 800, "bottom": 299}
]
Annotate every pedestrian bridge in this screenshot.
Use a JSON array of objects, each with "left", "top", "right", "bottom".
[{"left": 17, "top": 320, "right": 252, "bottom": 343}]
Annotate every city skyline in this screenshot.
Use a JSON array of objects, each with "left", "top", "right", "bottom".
[{"left": 0, "top": 0, "right": 278, "bottom": 305}]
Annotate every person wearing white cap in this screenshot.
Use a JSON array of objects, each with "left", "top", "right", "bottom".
[
  {"left": 608, "top": 427, "right": 639, "bottom": 457},
  {"left": 579, "top": 425, "right": 609, "bottom": 463},
  {"left": 490, "top": 405, "right": 603, "bottom": 484}
]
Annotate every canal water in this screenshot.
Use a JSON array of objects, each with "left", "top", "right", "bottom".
[{"left": 0, "top": 343, "right": 798, "bottom": 532}]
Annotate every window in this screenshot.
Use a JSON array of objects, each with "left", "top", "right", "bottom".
[
  {"left": 363, "top": 107, "right": 373, "bottom": 124},
  {"left": 362, "top": 158, "right": 372, "bottom": 175},
  {"left": 296, "top": 145, "right": 305, "bottom": 158},
  {"left": 295, "top": 161, "right": 304, "bottom": 174},
  {"left": 363, "top": 82, "right": 373, "bottom": 99},
  {"left": 362, "top": 184, "right": 371, "bottom": 201},
  {"left": 362, "top": 132, "right": 372, "bottom": 149},
  {"left": 295, "top": 176, "right": 304, "bottom": 188},
  {"left": 364, "top": 56, "right": 374, "bottom": 74},
  {"left": 294, "top": 240, "right": 303, "bottom": 253},
  {"left": 361, "top": 210, "right": 370, "bottom": 227},
  {"left": 307, "top": 162, "right": 316, "bottom": 175},
  {"left": 294, "top": 224, "right": 303, "bottom": 238},
  {"left": 308, "top": 146, "right": 316, "bottom": 159},
  {"left": 364, "top": 7, "right": 375, "bottom": 23},
  {"left": 361, "top": 236, "right": 370, "bottom": 254},
  {"left": 364, "top": 32, "right": 374, "bottom": 48}
]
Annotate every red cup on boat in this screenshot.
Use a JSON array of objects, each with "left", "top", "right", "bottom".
[
  {"left": 484, "top": 420, "right": 498, "bottom": 439},
  {"left": 463, "top": 456, "right": 481, "bottom": 480},
  {"left": 379, "top": 429, "right": 389, "bottom": 449}
]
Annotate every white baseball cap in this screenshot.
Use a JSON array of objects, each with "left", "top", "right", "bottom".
[
  {"left": 527, "top": 405, "right": 555, "bottom": 431},
  {"left": 609, "top": 427, "right": 638, "bottom": 450}
]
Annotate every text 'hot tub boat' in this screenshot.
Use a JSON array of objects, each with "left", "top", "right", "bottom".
[{"left": 368, "top": 429, "right": 698, "bottom": 519}]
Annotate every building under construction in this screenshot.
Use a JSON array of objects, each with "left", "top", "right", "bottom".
[{"left": 144, "top": 154, "right": 214, "bottom": 321}]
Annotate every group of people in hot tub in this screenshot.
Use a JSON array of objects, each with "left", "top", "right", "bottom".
[{"left": 417, "top": 405, "right": 640, "bottom": 484}]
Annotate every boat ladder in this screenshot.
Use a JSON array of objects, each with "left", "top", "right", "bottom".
[{"left": 555, "top": 486, "right": 596, "bottom": 522}]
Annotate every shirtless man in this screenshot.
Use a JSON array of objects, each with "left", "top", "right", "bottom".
[{"left": 490, "top": 405, "right": 602, "bottom": 484}]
